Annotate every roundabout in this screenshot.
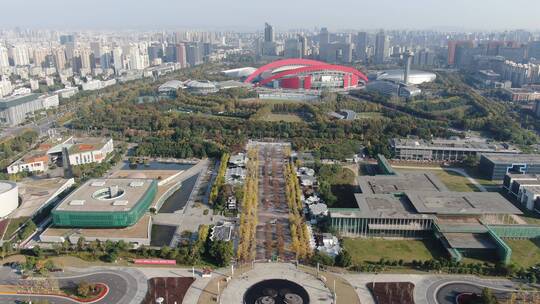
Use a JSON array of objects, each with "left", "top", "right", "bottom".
[
  {"left": 219, "top": 263, "right": 333, "bottom": 304},
  {"left": 243, "top": 279, "right": 310, "bottom": 304}
]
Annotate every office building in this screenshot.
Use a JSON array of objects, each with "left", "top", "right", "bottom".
[
  {"left": 528, "top": 41, "right": 540, "bottom": 60},
  {"left": 355, "top": 32, "right": 368, "bottom": 61},
  {"left": 64, "top": 137, "right": 114, "bottom": 166},
  {"left": 112, "top": 47, "right": 123, "bottom": 74},
  {"left": 374, "top": 30, "right": 388, "bottom": 64},
  {"left": 264, "top": 22, "right": 274, "bottom": 43},
  {"left": 0, "top": 93, "right": 59, "bottom": 126},
  {"left": 284, "top": 38, "right": 302, "bottom": 58},
  {"left": 10, "top": 44, "right": 30, "bottom": 66},
  {"left": 0, "top": 47, "right": 10, "bottom": 68},
  {"left": 390, "top": 137, "right": 520, "bottom": 162},
  {"left": 479, "top": 153, "right": 540, "bottom": 180},
  {"left": 53, "top": 48, "right": 66, "bottom": 72},
  {"left": 329, "top": 169, "right": 527, "bottom": 264}
]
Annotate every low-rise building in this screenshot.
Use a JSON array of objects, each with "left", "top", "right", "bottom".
[
  {"left": 0, "top": 93, "right": 59, "bottom": 126},
  {"left": 65, "top": 137, "right": 114, "bottom": 166},
  {"left": 7, "top": 150, "right": 49, "bottom": 174},
  {"left": 479, "top": 153, "right": 540, "bottom": 180},
  {"left": 502, "top": 88, "right": 540, "bottom": 102},
  {"left": 390, "top": 137, "right": 520, "bottom": 162}
]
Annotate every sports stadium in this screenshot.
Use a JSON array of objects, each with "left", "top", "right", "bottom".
[{"left": 244, "top": 59, "right": 368, "bottom": 90}]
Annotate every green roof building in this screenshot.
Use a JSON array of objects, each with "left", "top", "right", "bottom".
[{"left": 52, "top": 178, "right": 157, "bottom": 228}]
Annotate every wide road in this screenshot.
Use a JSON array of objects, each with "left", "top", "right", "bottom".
[{"left": 0, "top": 267, "right": 145, "bottom": 304}]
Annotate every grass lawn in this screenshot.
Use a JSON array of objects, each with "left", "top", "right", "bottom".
[
  {"left": 342, "top": 238, "right": 445, "bottom": 264},
  {"left": 505, "top": 239, "right": 540, "bottom": 268},
  {"left": 260, "top": 113, "right": 304, "bottom": 122},
  {"left": 356, "top": 112, "right": 383, "bottom": 119},
  {"left": 2, "top": 217, "right": 29, "bottom": 240}
]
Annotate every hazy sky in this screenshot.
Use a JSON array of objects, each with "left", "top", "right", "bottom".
[{"left": 2, "top": 0, "right": 539, "bottom": 31}]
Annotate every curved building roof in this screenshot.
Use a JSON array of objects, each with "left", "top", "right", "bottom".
[
  {"left": 221, "top": 67, "right": 258, "bottom": 78},
  {"left": 158, "top": 80, "right": 184, "bottom": 92},
  {"left": 244, "top": 59, "right": 327, "bottom": 83},
  {"left": 376, "top": 69, "right": 436, "bottom": 85},
  {"left": 185, "top": 80, "right": 217, "bottom": 89},
  {"left": 0, "top": 180, "right": 17, "bottom": 194}
]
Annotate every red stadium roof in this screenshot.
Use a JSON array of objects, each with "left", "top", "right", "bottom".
[
  {"left": 244, "top": 58, "right": 327, "bottom": 83},
  {"left": 257, "top": 64, "right": 369, "bottom": 86},
  {"left": 244, "top": 58, "right": 368, "bottom": 87}
]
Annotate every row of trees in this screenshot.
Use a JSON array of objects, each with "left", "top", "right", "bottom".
[
  {"left": 284, "top": 162, "right": 312, "bottom": 260},
  {"left": 209, "top": 153, "right": 230, "bottom": 204},
  {"left": 0, "top": 129, "right": 39, "bottom": 170},
  {"left": 237, "top": 148, "right": 259, "bottom": 262}
]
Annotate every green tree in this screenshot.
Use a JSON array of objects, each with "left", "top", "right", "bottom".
[
  {"left": 208, "top": 241, "right": 234, "bottom": 267},
  {"left": 335, "top": 249, "right": 352, "bottom": 268},
  {"left": 481, "top": 288, "right": 497, "bottom": 304}
]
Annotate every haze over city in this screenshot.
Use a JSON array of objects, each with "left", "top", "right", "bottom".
[
  {"left": 1, "top": 1, "right": 540, "bottom": 304},
  {"left": 2, "top": 0, "right": 540, "bottom": 30}
]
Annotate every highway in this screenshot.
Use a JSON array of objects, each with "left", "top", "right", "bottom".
[{"left": 0, "top": 266, "right": 146, "bottom": 304}]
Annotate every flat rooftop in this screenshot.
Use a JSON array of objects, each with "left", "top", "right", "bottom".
[
  {"left": 481, "top": 153, "right": 540, "bottom": 164},
  {"left": 406, "top": 191, "right": 523, "bottom": 215},
  {"left": 351, "top": 193, "right": 433, "bottom": 219},
  {"left": 391, "top": 138, "right": 519, "bottom": 153},
  {"left": 54, "top": 178, "right": 154, "bottom": 213},
  {"left": 68, "top": 137, "right": 111, "bottom": 154},
  {"left": 443, "top": 232, "right": 497, "bottom": 249},
  {"left": 42, "top": 214, "right": 151, "bottom": 240},
  {"left": 358, "top": 172, "right": 448, "bottom": 194},
  {"left": 13, "top": 178, "right": 74, "bottom": 218}
]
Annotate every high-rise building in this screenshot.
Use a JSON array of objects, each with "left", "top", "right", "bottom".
[
  {"left": 186, "top": 43, "right": 203, "bottom": 67},
  {"left": 59, "top": 35, "right": 75, "bottom": 45},
  {"left": 298, "top": 35, "right": 308, "bottom": 58},
  {"left": 0, "top": 47, "right": 9, "bottom": 68},
  {"left": 53, "top": 48, "right": 66, "bottom": 72},
  {"left": 264, "top": 22, "right": 274, "bottom": 43},
  {"left": 374, "top": 31, "right": 389, "bottom": 64},
  {"left": 80, "top": 49, "right": 92, "bottom": 71},
  {"left": 284, "top": 38, "right": 302, "bottom": 58},
  {"left": 32, "top": 48, "right": 49, "bottom": 67},
  {"left": 10, "top": 45, "right": 30, "bottom": 66},
  {"left": 447, "top": 40, "right": 474, "bottom": 65},
  {"left": 175, "top": 43, "right": 187, "bottom": 67},
  {"left": 112, "top": 47, "right": 123, "bottom": 74},
  {"left": 101, "top": 52, "right": 112, "bottom": 69},
  {"left": 319, "top": 28, "right": 330, "bottom": 46},
  {"left": 147, "top": 44, "right": 163, "bottom": 62},
  {"left": 528, "top": 41, "right": 540, "bottom": 60},
  {"left": 128, "top": 45, "right": 145, "bottom": 70},
  {"left": 355, "top": 32, "right": 368, "bottom": 61},
  {"left": 90, "top": 42, "right": 102, "bottom": 58}
]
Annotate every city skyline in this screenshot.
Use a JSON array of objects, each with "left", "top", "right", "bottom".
[{"left": 2, "top": 0, "right": 540, "bottom": 31}]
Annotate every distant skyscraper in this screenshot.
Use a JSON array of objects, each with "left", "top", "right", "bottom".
[
  {"left": 112, "top": 47, "right": 123, "bottom": 74},
  {"left": 355, "top": 32, "right": 368, "bottom": 61},
  {"left": 128, "top": 45, "right": 145, "bottom": 70},
  {"left": 319, "top": 28, "right": 330, "bottom": 46},
  {"left": 10, "top": 45, "right": 30, "bottom": 66},
  {"left": 0, "top": 47, "right": 9, "bottom": 68},
  {"left": 80, "top": 49, "right": 91, "bottom": 71},
  {"left": 53, "top": 48, "right": 66, "bottom": 72},
  {"left": 298, "top": 35, "right": 308, "bottom": 58},
  {"left": 186, "top": 43, "right": 203, "bottom": 67},
  {"left": 175, "top": 43, "right": 187, "bottom": 67},
  {"left": 528, "top": 41, "right": 540, "bottom": 60},
  {"left": 148, "top": 44, "right": 163, "bottom": 62},
  {"left": 264, "top": 23, "right": 274, "bottom": 43},
  {"left": 90, "top": 42, "right": 102, "bottom": 58},
  {"left": 374, "top": 30, "right": 388, "bottom": 64},
  {"left": 101, "top": 52, "right": 112, "bottom": 69},
  {"left": 60, "top": 35, "right": 75, "bottom": 45},
  {"left": 284, "top": 38, "right": 302, "bottom": 58}
]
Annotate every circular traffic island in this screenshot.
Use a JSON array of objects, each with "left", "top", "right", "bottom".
[{"left": 243, "top": 279, "right": 309, "bottom": 304}]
